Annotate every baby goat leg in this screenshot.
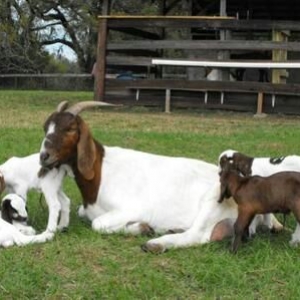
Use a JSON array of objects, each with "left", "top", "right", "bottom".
[{"left": 232, "top": 213, "right": 254, "bottom": 253}]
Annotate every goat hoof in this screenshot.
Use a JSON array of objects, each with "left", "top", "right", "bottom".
[
  {"left": 141, "top": 243, "right": 166, "bottom": 254},
  {"left": 289, "top": 240, "right": 300, "bottom": 247},
  {"left": 59, "top": 227, "right": 68, "bottom": 233},
  {"left": 139, "top": 223, "right": 155, "bottom": 237},
  {"left": 271, "top": 225, "right": 284, "bottom": 234}
]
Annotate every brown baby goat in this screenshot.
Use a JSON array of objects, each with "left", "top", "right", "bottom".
[{"left": 219, "top": 164, "right": 300, "bottom": 253}]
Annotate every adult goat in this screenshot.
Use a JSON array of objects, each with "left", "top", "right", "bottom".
[{"left": 39, "top": 101, "right": 282, "bottom": 252}]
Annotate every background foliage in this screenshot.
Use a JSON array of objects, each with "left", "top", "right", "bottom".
[{"left": 0, "top": 0, "right": 162, "bottom": 73}]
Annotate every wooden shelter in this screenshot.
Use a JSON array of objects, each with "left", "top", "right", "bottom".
[{"left": 94, "top": 0, "right": 300, "bottom": 114}]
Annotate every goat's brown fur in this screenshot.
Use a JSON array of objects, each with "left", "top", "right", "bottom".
[
  {"left": 41, "top": 109, "right": 104, "bottom": 207},
  {"left": 219, "top": 164, "right": 300, "bottom": 253},
  {"left": 219, "top": 152, "right": 254, "bottom": 176}
]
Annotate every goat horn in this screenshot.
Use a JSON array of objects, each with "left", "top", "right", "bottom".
[
  {"left": 56, "top": 101, "right": 69, "bottom": 112},
  {"left": 66, "top": 101, "right": 116, "bottom": 116}
]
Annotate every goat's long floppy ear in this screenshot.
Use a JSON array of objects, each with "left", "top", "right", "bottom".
[
  {"left": 218, "top": 181, "right": 228, "bottom": 203},
  {"left": 0, "top": 173, "right": 6, "bottom": 195},
  {"left": 77, "top": 119, "right": 96, "bottom": 180},
  {"left": 1, "top": 199, "right": 12, "bottom": 224},
  {"left": 218, "top": 167, "right": 231, "bottom": 203}
]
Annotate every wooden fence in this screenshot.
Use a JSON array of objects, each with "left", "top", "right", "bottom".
[{"left": 0, "top": 74, "right": 93, "bottom": 91}]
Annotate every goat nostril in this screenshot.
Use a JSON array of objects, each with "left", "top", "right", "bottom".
[{"left": 40, "top": 152, "right": 50, "bottom": 162}]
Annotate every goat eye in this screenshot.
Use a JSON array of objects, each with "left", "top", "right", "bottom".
[
  {"left": 12, "top": 212, "right": 19, "bottom": 218},
  {"left": 65, "top": 127, "right": 76, "bottom": 133}
]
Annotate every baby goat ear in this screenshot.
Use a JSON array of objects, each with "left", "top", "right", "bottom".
[
  {"left": 218, "top": 182, "right": 228, "bottom": 203},
  {"left": 218, "top": 168, "right": 231, "bottom": 203},
  {"left": 1, "top": 199, "right": 12, "bottom": 224},
  {"left": 0, "top": 173, "right": 6, "bottom": 195},
  {"left": 77, "top": 119, "right": 96, "bottom": 180}
]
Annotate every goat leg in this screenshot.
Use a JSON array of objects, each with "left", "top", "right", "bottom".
[{"left": 232, "top": 213, "right": 254, "bottom": 253}]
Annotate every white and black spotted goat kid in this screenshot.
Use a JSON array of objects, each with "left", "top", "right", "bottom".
[{"left": 1, "top": 194, "right": 36, "bottom": 236}]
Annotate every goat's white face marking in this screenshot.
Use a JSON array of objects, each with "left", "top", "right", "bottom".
[
  {"left": 46, "top": 122, "right": 56, "bottom": 136},
  {"left": 40, "top": 122, "right": 56, "bottom": 153},
  {"left": 218, "top": 150, "right": 238, "bottom": 171}
]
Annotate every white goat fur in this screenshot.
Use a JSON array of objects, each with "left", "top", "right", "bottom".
[
  {"left": 218, "top": 149, "right": 300, "bottom": 176},
  {"left": 0, "top": 218, "right": 54, "bottom": 248},
  {"left": 0, "top": 153, "right": 72, "bottom": 234},
  {"left": 71, "top": 146, "right": 281, "bottom": 252},
  {"left": 0, "top": 193, "right": 54, "bottom": 247}
]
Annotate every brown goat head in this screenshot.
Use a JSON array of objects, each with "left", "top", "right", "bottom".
[
  {"left": 39, "top": 101, "right": 112, "bottom": 179},
  {"left": 219, "top": 151, "right": 254, "bottom": 177}
]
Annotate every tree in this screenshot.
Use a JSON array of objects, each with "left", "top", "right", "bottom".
[
  {"left": 27, "top": 0, "right": 160, "bottom": 72},
  {"left": 0, "top": 0, "right": 162, "bottom": 73},
  {"left": 28, "top": 0, "right": 102, "bottom": 72},
  {"left": 0, "top": 0, "right": 50, "bottom": 73}
]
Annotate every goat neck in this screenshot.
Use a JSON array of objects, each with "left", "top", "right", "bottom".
[{"left": 72, "top": 138, "right": 104, "bottom": 207}]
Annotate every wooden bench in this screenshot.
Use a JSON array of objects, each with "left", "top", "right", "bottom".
[
  {"left": 126, "top": 59, "right": 300, "bottom": 113},
  {"left": 127, "top": 79, "right": 300, "bottom": 114}
]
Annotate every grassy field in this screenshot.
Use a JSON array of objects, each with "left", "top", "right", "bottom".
[{"left": 1, "top": 90, "right": 300, "bottom": 299}]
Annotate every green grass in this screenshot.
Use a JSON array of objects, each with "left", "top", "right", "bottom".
[{"left": 1, "top": 90, "right": 300, "bottom": 299}]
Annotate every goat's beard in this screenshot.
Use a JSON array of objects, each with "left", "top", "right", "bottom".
[{"left": 38, "top": 162, "right": 60, "bottom": 178}]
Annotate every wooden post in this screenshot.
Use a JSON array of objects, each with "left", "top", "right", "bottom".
[
  {"left": 219, "top": 0, "right": 230, "bottom": 81},
  {"left": 94, "top": 0, "right": 110, "bottom": 101},
  {"left": 272, "top": 30, "right": 290, "bottom": 84},
  {"left": 156, "top": 0, "right": 167, "bottom": 79},
  {"left": 165, "top": 89, "right": 171, "bottom": 113},
  {"left": 256, "top": 92, "right": 264, "bottom": 115}
]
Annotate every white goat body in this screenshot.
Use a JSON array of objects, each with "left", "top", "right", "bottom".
[
  {"left": 77, "top": 146, "right": 282, "bottom": 253},
  {"left": 218, "top": 149, "right": 300, "bottom": 176},
  {"left": 0, "top": 153, "right": 72, "bottom": 234},
  {"left": 0, "top": 218, "right": 54, "bottom": 248},
  {"left": 79, "top": 146, "right": 220, "bottom": 232}
]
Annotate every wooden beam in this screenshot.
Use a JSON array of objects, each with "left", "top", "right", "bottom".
[
  {"left": 94, "top": 0, "right": 110, "bottom": 101},
  {"left": 100, "top": 15, "right": 234, "bottom": 20},
  {"left": 107, "top": 40, "right": 300, "bottom": 51},
  {"left": 152, "top": 59, "right": 300, "bottom": 69},
  {"left": 165, "top": 89, "right": 171, "bottom": 113},
  {"left": 124, "top": 79, "right": 300, "bottom": 95},
  {"left": 272, "top": 30, "right": 290, "bottom": 84},
  {"left": 256, "top": 92, "right": 264, "bottom": 114},
  {"left": 112, "top": 27, "right": 161, "bottom": 40},
  {"left": 219, "top": 0, "right": 230, "bottom": 81},
  {"left": 106, "top": 56, "right": 154, "bottom": 66},
  {"left": 107, "top": 19, "right": 300, "bottom": 31},
  {"left": 107, "top": 49, "right": 159, "bottom": 57}
]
